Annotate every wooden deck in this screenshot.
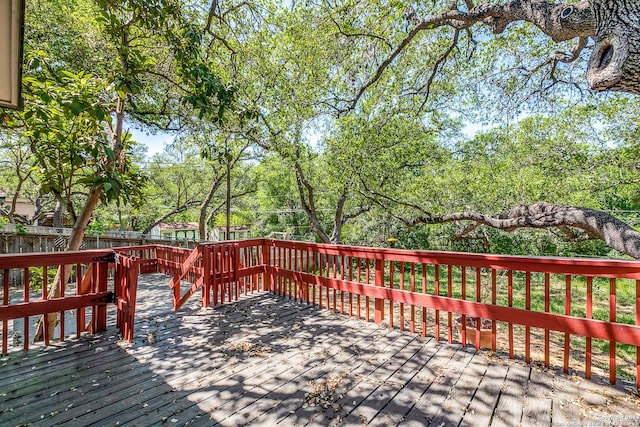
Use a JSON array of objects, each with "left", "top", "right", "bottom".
[{"left": 1, "top": 274, "right": 639, "bottom": 427}]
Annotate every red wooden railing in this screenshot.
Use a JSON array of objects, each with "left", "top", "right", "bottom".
[
  {"left": 114, "top": 245, "right": 158, "bottom": 274},
  {"left": 203, "top": 240, "right": 265, "bottom": 306},
  {"left": 259, "top": 239, "right": 640, "bottom": 388},
  {"left": 161, "top": 240, "right": 266, "bottom": 310},
  {"left": 114, "top": 253, "right": 140, "bottom": 342},
  {"left": 3, "top": 239, "right": 639, "bottom": 388},
  {"left": 0, "top": 249, "right": 115, "bottom": 353}
]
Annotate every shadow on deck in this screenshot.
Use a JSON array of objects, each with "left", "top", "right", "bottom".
[{"left": 1, "top": 273, "right": 639, "bottom": 426}]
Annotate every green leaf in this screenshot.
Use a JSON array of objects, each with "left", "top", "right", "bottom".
[
  {"left": 104, "top": 147, "right": 116, "bottom": 161},
  {"left": 69, "top": 100, "right": 84, "bottom": 116}
]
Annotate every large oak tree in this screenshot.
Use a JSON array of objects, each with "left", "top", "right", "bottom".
[{"left": 336, "top": 0, "right": 640, "bottom": 258}]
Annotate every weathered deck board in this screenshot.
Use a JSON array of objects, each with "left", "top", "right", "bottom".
[
  {"left": 521, "top": 366, "right": 553, "bottom": 426},
  {"left": 459, "top": 361, "right": 509, "bottom": 426},
  {"left": 428, "top": 349, "right": 491, "bottom": 426},
  {"left": 367, "top": 341, "right": 457, "bottom": 426},
  {"left": 126, "top": 307, "right": 382, "bottom": 426},
  {"left": 337, "top": 338, "right": 439, "bottom": 426},
  {"left": 1, "top": 273, "right": 639, "bottom": 427},
  {"left": 490, "top": 363, "right": 530, "bottom": 427},
  {"left": 218, "top": 319, "right": 392, "bottom": 426},
  {"left": 304, "top": 332, "right": 418, "bottom": 426},
  {"left": 398, "top": 345, "right": 477, "bottom": 426}
]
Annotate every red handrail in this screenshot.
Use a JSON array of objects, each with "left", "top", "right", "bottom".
[
  {"left": 260, "top": 239, "right": 640, "bottom": 388},
  {"left": 4, "top": 239, "right": 639, "bottom": 388},
  {"left": 0, "top": 249, "right": 114, "bottom": 353}
]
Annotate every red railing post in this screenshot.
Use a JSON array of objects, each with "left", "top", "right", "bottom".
[
  {"left": 262, "top": 242, "right": 272, "bottom": 292},
  {"left": 636, "top": 279, "right": 640, "bottom": 389},
  {"left": 95, "top": 260, "right": 108, "bottom": 333},
  {"left": 2, "top": 269, "right": 9, "bottom": 354},
  {"left": 234, "top": 244, "right": 240, "bottom": 300},
  {"left": 173, "top": 276, "right": 180, "bottom": 310},
  {"left": 202, "top": 245, "right": 211, "bottom": 308},
  {"left": 114, "top": 254, "right": 140, "bottom": 342},
  {"left": 374, "top": 258, "right": 384, "bottom": 324}
]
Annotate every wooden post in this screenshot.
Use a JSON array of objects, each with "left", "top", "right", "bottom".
[
  {"left": 374, "top": 258, "right": 384, "bottom": 324},
  {"left": 95, "top": 260, "right": 108, "bottom": 332},
  {"left": 173, "top": 275, "right": 180, "bottom": 310},
  {"left": 262, "top": 242, "right": 272, "bottom": 292},
  {"left": 212, "top": 248, "right": 219, "bottom": 306},
  {"left": 125, "top": 257, "right": 139, "bottom": 342},
  {"left": 234, "top": 244, "right": 240, "bottom": 300},
  {"left": 202, "top": 245, "right": 211, "bottom": 308},
  {"left": 2, "top": 269, "right": 9, "bottom": 354}
]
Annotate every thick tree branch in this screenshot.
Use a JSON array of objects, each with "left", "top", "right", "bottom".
[
  {"left": 399, "top": 202, "right": 640, "bottom": 259},
  {"left": 347, "top": 0, "right": 609, "bottom": 110},
  {"left": 294, "top": 160, "right": 331, "bottom": 244}
]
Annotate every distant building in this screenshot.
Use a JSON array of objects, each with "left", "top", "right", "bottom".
[
  {"left": 150, "top": 222, "right": 200, "bottom": 241},
  {"left": 213, "top": 225, "right": 252, "bottom": 241},
  {"left": 0, "top": 191, "right": 37, "bottom": 221}
]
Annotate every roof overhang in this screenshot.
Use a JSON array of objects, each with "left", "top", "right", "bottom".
[{"left": 0, "top": 0, "right": 25, "bottom": 110}]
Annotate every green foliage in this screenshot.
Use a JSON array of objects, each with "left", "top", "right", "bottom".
[
  {"left": 28, "top": 267, "right": 57, "bottom": 293},
  {"left": 2, "top": 56, "right": 145, "bottom": 208},
  {"left": 15, "top": 224, "right": 27, "bottom": 236},
  {"left": 2, "top": 1, "right": 640, "bottom": 259}
]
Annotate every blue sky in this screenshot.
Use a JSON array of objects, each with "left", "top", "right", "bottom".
[{"left": 129, "top": 127, "right": 174, "bottom": 158}]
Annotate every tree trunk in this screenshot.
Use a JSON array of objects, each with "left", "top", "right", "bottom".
[
  {"left": 198, "top": 175, "right": 223, "bottom": 241},
  {"left": 586, "top": 1, "right": 640, "bottom": 93},
  {"left": 34, "top": 187, "right": 104, "bottom": 341},
  {"left": 479, "top": 0, "right": 640, "bottom": 94},
  {"left": 357, "top": 0, "right": 640, "bottom": 103},
  {"left": 35, "top": 88, "right": 127, "bottom": 342},
  {"left": 52, "top": 199, "right": 63, "bottom": 228},
  {"left": 293, "top": 161, "right": 332, "bottom": 244}
]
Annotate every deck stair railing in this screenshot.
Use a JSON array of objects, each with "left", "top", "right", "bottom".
[
  {"left": 169, "top": 244, "right": 206, "bottom": 310},
  {"left": 163, "top": 241, "right": 266, "bottom": 310}
]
